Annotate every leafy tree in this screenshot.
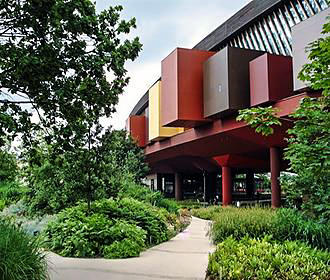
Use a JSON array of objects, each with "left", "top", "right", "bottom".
[
  {"left": 0, "top": 148, "right": 18, "bottom": 183},
  {"left": 237, "top": 106, "right": 281, "bottom": 136},
  {"left": 24, "top": 129, "right": 149, "bottom": 215},
  {"left": 0, "top": 0, "right": 142, "bottom": 150},
  {"left": 285, "top": 15, "right": 330, "bottom": 221},
  {"left": 0, "top": 0, "right": 143, "bottom": 212},
  {"left": 237, "top": 15, "right": 330, "bottom": 221}
]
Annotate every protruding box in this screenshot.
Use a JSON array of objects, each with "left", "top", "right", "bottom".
[
  {"left": 127, "top": 115, "right": 146, "bottom": 147},
  {"left": 203, "top": 47, "right": 264, "bottom": 118},
  {"left": 250, "top": 54, "right": 293, "bottom": 106},
  {"left": 161, "top": 48, "right": 215, "bottom": 127},
  {"left": 149, "top": 81, "right": 184, "bottom": 141},
  {"left": 292, "top": 8, "right": 329, "bottom": 91}
]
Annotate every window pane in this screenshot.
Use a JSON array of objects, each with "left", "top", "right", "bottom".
[
  {"left": 272, "top": 14, "right": 292, "bottom": 55},
  {"left": 267, "top": 16, "right": 286, "bottom": 55},
  {"left": 301, "top": 0, "right": 314, "bottom": 16},
  {"left": 252, "top": 25, "right": 266, "bottom": 51},
  {"left": 257, "top": 23, "right": 272, "bottom": 52},
  {"left": 294, "top": 0, "right": 308, "bottom": 19}
]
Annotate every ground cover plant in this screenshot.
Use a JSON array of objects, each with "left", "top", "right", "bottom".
[
  {"left": 43, "top": 197, "right": 186, "bottom": 259},
  {"left": 206, "top": 236, "right": 330, "bottom": 280},
  {"left": 0, "top": 220, "right": 48, "bottom": 280}
]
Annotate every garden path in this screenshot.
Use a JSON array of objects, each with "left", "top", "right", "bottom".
[{"left": 47, "top": 216, "right": 214, "bottom": 280}]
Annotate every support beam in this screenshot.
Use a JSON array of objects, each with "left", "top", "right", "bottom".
[
  {"left": 246, "top": 170, "right": 255, "bottom": 197},
  {"left": 222, "top": 166, "right": 232, "bottom": 206},
  {"left": 175, "top": 173, "right": 183, "bottom": 201},
  {"left": 270, "top": 147, "right": 281, "bottom": 208}
]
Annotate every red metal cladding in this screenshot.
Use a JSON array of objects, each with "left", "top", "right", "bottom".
[
  {"left": 250, "top": 54, "right": 293, "bottom": 106},
  {"left": 161, "top": 48, "right": 215, "bottom": 128},
  {"left": 129, "top": 115, "right": 146, "bottom": 147}
]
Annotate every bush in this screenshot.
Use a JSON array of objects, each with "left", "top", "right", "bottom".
[
  {"left": 191, "top": 206, "right": 223, "bottom": 220},
  {"left": 208, "top": 207, "right": 329, "bottom": 250},
  {"left": 0, "top": 220, "right": 48, "bottom": 280},
  {"left": 274, "top": 208, "right": 330, "bottom": 250},
  {"left": 44, "top": 198, "right": 170, "bottom": 258},
  {"left": 210, "top": 207, "right": 275, "bottom": 244},
  {"left": 118, "top": 181, "right": 179, "bottom": 214},
  {"left": 0, "top": 181, "right": 27, "bottom": 206},
  {"left": 207, "top": 236, "right": 330, "bottom": 280}
]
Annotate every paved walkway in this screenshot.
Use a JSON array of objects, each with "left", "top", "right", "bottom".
[{"left": 47, "top": 217, "right": 214, "bottom": 280}]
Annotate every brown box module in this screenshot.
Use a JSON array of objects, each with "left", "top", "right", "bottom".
[{"left": 203, "top": 47, "right": 264, "bottom": 118}]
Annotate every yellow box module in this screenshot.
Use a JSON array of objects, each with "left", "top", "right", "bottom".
[{"left": 148, "top": 81, "right": 184, "bottom": 141}]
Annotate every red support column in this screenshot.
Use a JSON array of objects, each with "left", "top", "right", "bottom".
[
  {"left": 222, "top": 166, "right": 232, "bottom": 206},
  {"left": 175, "top": 173, "right": 183, "bottom": 201},
  {"left": 270, "top": 147, "right": 281, "bottom": 208}
]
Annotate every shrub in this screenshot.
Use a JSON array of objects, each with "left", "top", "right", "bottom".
[
  {"left": 93, "top": 198, "right": 169, "bottom": 245},
  {"left": 274, "top": 208, "right": 330, "bottom": 250},
  {"left": 208, "top": 207, "right": 329, "bottom": 250},
  {"left": 0, "top": 181, "right": 27, "bottom": 206},
  {"left": 0, "top": 220, "right": 48, "bottom": 280},
  {"left": 44, "top": 198, "right": 170, "bottom": 258},
  {"left": 210, "top": 207, "right": 276, "bottom": 244},
  {"left": 191, "top": 206, "right": 223, "bottom": 220},
  {"left": 118, "top": 181, "right": 179, "bottom": 213},
  {"left": 207, "top": 236, "right": 330, "bottom": 280}
]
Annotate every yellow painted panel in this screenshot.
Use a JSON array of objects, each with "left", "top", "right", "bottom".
[{"left": 148, "top": 81, "right": 184, "bottom": 141}]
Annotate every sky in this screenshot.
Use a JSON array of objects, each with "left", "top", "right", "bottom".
[{"left": 96, "top": 0, "right": 252, "bottom": 130}]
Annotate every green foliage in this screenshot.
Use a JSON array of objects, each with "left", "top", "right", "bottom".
[
  {"left": 0, "top": 150, "right": 26, "bottom": 206},
  {"left": 286, "top": 16, "right": 330, "bottom": 220},
  {"left": 207, "top": 207, "right": 329, "bottom": 250},
  {"left": 0, "top": 220, "right": 48, "bottom": 280},
  {"left": 177, "top": 199, "right": 204, "bottom": 209},
  {"left": 24, "top": 129, "right": 149, "bottom": 215},
  {"left": 118, "top": 180, "right": 179, "bottom": 214},
  {"left": 285, "top": 95, "right": 330, "bottom": 221},
  {"left": 44, "top": 198, "right": 170, "bottom": 258},
  {"left": 210, "top": 207, "right": 276, "bottom": 244},
  {"left": 191, "top": 206, "right": 223, "bottom": 220},
  {"left": 0, "top": 181, "right": 27, "bottom": 206},
  {"left": 207, "top": 236, "right": 330, "bottom": 280},
  {"left": 0, "top": 150, "right": 18, "bottom": 182},
  {"left": 237, "top": 106, "right": 281, "bottom": 136},
  {"left": 274, "top": 208, "right": 330, "bottom": 250},
  {"left": 0, "top": 0, "right": 142, "bottom": 147}
]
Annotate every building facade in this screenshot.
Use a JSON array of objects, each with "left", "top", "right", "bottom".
[{"left": 127, "top": 0, "right": 329, "bottom": 207}]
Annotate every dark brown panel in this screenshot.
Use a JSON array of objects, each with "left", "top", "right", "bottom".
[{"left": 203, "top": 47, "right": 264, "bottom": 118}]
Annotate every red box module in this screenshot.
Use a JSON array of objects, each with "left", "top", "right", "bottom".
[
  {"left": 161, "top": 48, "right": 215, "bottom": 128},
  {"left": 250, "top": 53, "right": 293, "bottom": 106}
]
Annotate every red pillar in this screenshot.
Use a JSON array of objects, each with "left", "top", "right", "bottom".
[
  {"left": 222, "top": 166, "right": 232, "bottom": 206},
  {"left": 270, "top": 147, "right": 281, "bottom": 208},
  {"left": 175, "top": 173, "right": 183, "bottom": 201}
]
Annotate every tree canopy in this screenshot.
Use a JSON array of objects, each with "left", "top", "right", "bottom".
[{"left": 0, "top": 0, "right": 142, "bottom": 148}]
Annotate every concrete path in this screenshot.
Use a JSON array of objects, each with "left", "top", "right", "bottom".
[{"left": 47, "top": 217, "right": 214, "bottom": 280}]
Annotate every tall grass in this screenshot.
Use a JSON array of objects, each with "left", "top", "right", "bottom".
[
  {"left": 194, "top": 206, "right": 330, "bottom": 250},
  {"left": 209, "top": 207, "right": 276, "bottom": 243},
  {"left": 0, "top": 220, "right": 48, "bottom": 280}
]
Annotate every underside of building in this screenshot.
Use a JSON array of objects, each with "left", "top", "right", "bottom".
[{"left": 126, "top": 0, "right": 329, "bottom": 207}]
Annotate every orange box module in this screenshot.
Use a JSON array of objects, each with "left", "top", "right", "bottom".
[
  {"left": 127, "top": 115, "right": 146, "bottom": 147},
  {"left": 161, "top": 48, "right": 215, "bottom": 128}
]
